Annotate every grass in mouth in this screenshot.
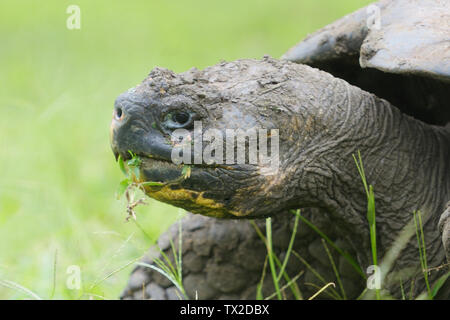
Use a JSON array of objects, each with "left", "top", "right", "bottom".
[{"left": 116, "top": 151, "right": 163, "bottom": 221}]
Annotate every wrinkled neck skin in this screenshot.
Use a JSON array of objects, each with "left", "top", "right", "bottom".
[{"left": 272, "top": 70, "right": 450, "bottom": 270}]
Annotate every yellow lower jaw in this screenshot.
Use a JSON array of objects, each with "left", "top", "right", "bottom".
[{"left": 142, "top": 184, "right": 248, "bottom": 218}]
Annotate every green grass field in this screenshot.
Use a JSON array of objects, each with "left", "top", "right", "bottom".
[{"left": 0, "top": 0, "right": 372, "bottom": 299}]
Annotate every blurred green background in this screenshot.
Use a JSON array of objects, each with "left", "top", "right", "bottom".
[{"left": 0, "top": 0, "right": 372, "bottom": 299}]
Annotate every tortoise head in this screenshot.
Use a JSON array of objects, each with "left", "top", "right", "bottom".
[{"left": 110, "top": 58, "right": 309, "bottom": 219}]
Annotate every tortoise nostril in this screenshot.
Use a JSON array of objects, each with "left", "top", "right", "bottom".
[{"left": 115, "top": 107, "right": 123, "bottom": 120}]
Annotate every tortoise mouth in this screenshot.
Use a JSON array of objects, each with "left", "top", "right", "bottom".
[
  {"left": 125, "top": 152, "right": 228, "bottom": 187},
  {"left": 114, "top": 147, "right": 171, "bottom": 163},
  {"left": 139, "top": 156, "right": 186, "bottom": 185},
  {"left": 115, "top": 147, "right": 236, "bottom": 169},
  {"left": 125, "top": 153, "right": 248, "bottom": 219}
]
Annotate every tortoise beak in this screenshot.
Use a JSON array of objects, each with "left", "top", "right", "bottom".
[
  {"left": 110, "top": 111, "right": 120, "bottom": 161},
  {"left": 110, "top": 93, "right": 174, "bottom": 162}
]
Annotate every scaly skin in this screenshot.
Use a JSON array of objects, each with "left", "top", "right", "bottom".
[
  {"left": 111, "top": 58, "right": 450, "bottom": 298},
  {"left": 121, "top": 210, "right": 366, "bottom": 300}
]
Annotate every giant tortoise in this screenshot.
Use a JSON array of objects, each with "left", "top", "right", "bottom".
[{"left": 110, "top": 0, "right": 450, "bottom": 299}]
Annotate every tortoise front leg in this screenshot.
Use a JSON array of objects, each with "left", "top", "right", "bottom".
[
  {"left": 120, "top": 210, "right": 365, "bottom": 300},
  {"left": 120, "top": 213, "right": 274, "bottom": 300}
]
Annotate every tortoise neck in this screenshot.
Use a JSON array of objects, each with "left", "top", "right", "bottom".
[{"left": 287, "top": 79, "right": 449, "bottom": 261}]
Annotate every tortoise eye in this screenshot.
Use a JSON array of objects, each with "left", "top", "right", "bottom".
[
  {"left": 164, "top": 111, "right": 194, "bottom": 129},
  {"left": 173, "top": 112, "right": 190, "bottom": 125}
]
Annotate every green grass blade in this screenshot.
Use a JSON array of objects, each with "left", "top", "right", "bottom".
[
  {"left": 431, "top": 271, "right": 450, "bottom": 299},
  {"left": 153, "top": 258, "right": 176, "bottom": 280},
  {"left": 133, "top": 220, "right": 155, "bottom": 242},
  {"left": 0, "top": 279, "right": 42, "bottom": 300},
  {"left": 154, "top": 254, "right": 177, "bottom": 282},
  {"left": 138, "top": 262, "right": 186, "bottom": 299},
  {"left": 118, "top": 155, "right": 128, "bottom": 177},
  {"left": 49, "top": 249, "right": 58, "bottom": 300},
  {"left": 89, "top": 255, "right": 143, "bottom": 291},
  {"left": 292, "top": 251, "right": 342, "bottom": 300},
  {"left": 181, "top": 165, "right": 192, "bottom": 179},
  {"left": 265, "top": 271, "right": 304, "bottom": 300},
  {"left": 399, "top": 278, "right": 406, "bottom": 300},
  {"left": 178, "top": 221, "right": 183, "bottom": 282},
  {"left": 321, "top": 239, "right": 347, "bottom": 299},
  {"left": 356, "top": 287, "right": 368, "bottom": 300},
  {"left": 413, "top": 210, "right": 431, "bottom": 298},
  {"left": 140, "top": 181, "right": 164, "bottom": 187},
  {"left": 142, "top": 220, "right": 187, "bottom": 300},
  {"left": 251, "top": 220, "right": 302, "bottom": 300},
  {"left": 116, "top": 178, "right": 131, "bottom": 199},
  {"left": 266, "top": 217, "right": 282, "bottom": 300},
  {"left": 297, "top": 214, "right": 365, "bottom": 279},
  {"left": 362, "top": 215, "right": 418, "bottom": 300},
  {"left": 173, "top": 220, "right": 184, "bottom": 294},
  {"left": 158, "top": 247, "right": 178, "bottom": 277},
  {"left": 353, "top": 151, "right": 379, "bottom": 299},
  {"left": 308, "top": 282, "right": 336, "bottom": 300},
  {"left": 417, "top": 210, "right": 431, "bottom": 297},
  {"left": 276, "top": 209, "right": 300, "bottom": 282},
  {"left": 353, "top": 151, "right": 369, "bottom": 197},
  {"left": 367, "top": 185, "right": 380, "bottom": 300},
  {"left": 256, "top": 256, "right": 268, "bottom": 300}
]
